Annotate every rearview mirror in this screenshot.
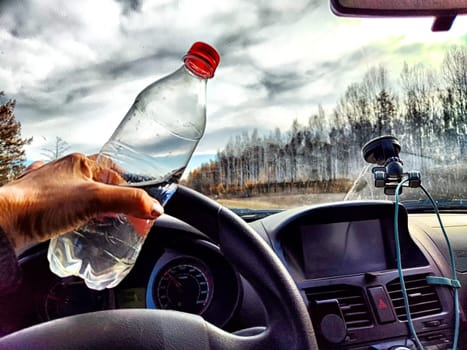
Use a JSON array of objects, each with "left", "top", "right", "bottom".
[{"left": 330, "top": 0, "right": 467, "bottom": 31}]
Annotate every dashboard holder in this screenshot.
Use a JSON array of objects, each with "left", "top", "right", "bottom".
[{"left": 362, "top": 135, "right": 421, "bottom": 195}]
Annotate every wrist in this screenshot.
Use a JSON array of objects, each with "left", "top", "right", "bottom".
[{"left": 0, "top": 185, "right": 23, "bottom": 250}]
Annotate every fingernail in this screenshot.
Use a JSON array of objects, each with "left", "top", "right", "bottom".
[{"left": 151, "top": 202, "right": 164, "bottom": 217}]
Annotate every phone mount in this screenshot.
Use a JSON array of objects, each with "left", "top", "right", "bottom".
[{"left": 362, "top": 135, "right": 421, "bottom": 195}]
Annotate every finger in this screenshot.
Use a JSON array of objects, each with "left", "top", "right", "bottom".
[
  {"left": 127, "top": 217, "right": 155, "bottom": 236},
  {"left": 93, "top": 167, "right": 127, "bottom": 185},
  {"left": 88, "top": 154, "right": 125, "bottom": 176},
  {"left": 91, "top": 183, "right": 164, "bottom": 220},
  {"left": 15, "top": 160, "right": 47, "bottom": 180},
  {"left": 26, "top": 161, "right": 46, "bottom": 171}
]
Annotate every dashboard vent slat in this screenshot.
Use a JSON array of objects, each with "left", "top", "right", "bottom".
[
  {"left": 387, "top": 274, "right": 442, "bottom": 321},
  {"left": 304, "top": 285, "right": 372, "bottom": 329}
]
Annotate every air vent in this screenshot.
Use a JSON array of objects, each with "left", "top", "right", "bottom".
[
  {"left": 304, "top": 285, "right": 372, "bottom": 329},
  {"left": 387, "top": 274, "right": 442, "bottom": 321}
]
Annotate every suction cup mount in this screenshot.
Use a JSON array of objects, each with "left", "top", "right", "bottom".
[{"left": 362, "top": 136, "right": 421, "bottom": 195}]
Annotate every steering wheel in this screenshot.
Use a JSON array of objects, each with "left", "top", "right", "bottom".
[{"left": 0, "top": 186, "right": 318, "bottom": 349}]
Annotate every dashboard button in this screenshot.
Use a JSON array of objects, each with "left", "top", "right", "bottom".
[{"left": 368, "top": 286, "right": 396, "bottom": 323}]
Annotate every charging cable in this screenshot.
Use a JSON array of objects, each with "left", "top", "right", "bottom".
[{"left": 394, "top": 179, "right": 460, "bottom": 350}]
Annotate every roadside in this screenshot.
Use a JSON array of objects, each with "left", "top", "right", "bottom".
[{"left": 217, "top": 192, "right": 347, "bottom": 209}]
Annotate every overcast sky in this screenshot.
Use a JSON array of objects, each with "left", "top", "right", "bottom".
[{"left": 1, "top": 0, "right": 466, "bottom": 168}]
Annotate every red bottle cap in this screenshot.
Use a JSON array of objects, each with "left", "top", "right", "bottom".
[{"left": 184, "top": 42, "right": 220, "bottom": 79}]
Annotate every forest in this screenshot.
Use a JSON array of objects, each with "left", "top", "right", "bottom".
[{"left": 184, "top": 47, "right": 467, "bottom": 199}]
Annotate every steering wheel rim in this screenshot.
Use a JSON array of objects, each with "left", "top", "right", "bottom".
[{"left": 0, "top": 186, "right": 318, "bottom": 350}]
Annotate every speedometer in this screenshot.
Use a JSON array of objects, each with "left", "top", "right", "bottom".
[{"left": 149, "top": 257, "right": 214, "bottom": 314}]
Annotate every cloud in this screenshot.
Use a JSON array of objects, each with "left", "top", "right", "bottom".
[{"left": 1, "top": 0, "right": 466, "bottom": 162}]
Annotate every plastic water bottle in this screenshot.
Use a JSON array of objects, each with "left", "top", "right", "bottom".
[{"left": 47, "top": 42, "right": 220, "bottom": 290}]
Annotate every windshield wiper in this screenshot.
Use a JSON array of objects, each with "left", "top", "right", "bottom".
[{"left": 402, "top": 199, "right": 467, "bottom": 212}]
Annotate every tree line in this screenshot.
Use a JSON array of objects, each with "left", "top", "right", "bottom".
[
  {"left": 184, "top": 47, "right": 467, "bottom": 197},
  {"left": 1, "top": 47, "right": 466, "bottom": 196}
]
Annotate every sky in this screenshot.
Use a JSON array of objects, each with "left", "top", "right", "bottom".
[{"left": 0, "top": 0, "right": 466, "bottom": 171}]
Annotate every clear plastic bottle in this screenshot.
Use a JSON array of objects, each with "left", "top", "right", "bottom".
[{"left": 47, "top": 42, "right": 220, "bottom": 290}]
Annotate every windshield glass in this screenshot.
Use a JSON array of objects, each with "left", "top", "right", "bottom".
[{"left": 1, "top": 1, "right": 466, "bottom": 210}]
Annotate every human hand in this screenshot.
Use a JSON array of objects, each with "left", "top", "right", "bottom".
[{"left": 0, "top": 153, "right": 164, "bottom": 251}]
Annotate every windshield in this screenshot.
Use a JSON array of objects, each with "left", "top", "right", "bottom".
[{"left": 1, "top": 1, "right": 466, "bottom": 210}]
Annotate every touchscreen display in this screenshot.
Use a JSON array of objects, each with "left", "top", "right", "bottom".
[{"left": 301, "top": 219, "right": 387, "bottom": 278}]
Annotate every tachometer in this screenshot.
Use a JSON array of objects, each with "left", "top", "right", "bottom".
[{"left": 148, "top": 257, "right": 213, "bottom": 314}]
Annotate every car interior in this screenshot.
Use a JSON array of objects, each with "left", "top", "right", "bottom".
[{"left": 0, "top": 1, "right": 467, "bottom": 349}]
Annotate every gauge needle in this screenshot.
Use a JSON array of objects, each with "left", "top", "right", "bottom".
[{"left": 167, "top": 272, "right": 183, "bottom": 289}]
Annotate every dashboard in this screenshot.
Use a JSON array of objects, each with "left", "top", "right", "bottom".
[
  {"left": 250, "top": 201, "right": 467, "bottom": 349},
  {"left": 3, "top": 200, "right": 467, "bottom": 349}
]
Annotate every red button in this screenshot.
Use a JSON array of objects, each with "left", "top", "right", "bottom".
[
  {"left": 378, "top": 298, "right": 388, "bottom": 309},
  {"left": 368, "top": 286, "right": 395, "bottom": 324}
]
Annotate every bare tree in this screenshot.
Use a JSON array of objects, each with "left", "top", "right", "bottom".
[
  {"left": 41, "top": 136, "right": 70, "bottom": 161},
  {"left": 442, "top": 46, "right": 467, "bottom": 135}
]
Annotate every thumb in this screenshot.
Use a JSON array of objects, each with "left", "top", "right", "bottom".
[{"left": 92, "top": 183, "right": 164, "bottom": 220}]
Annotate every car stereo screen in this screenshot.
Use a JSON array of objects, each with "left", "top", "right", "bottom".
[{"left": 300, "top": 219, "right": 387, "bottom": 278}]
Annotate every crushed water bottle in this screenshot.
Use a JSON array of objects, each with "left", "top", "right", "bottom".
[{"left": 47, "top": 42, "right": 220, "bottom": 290}]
